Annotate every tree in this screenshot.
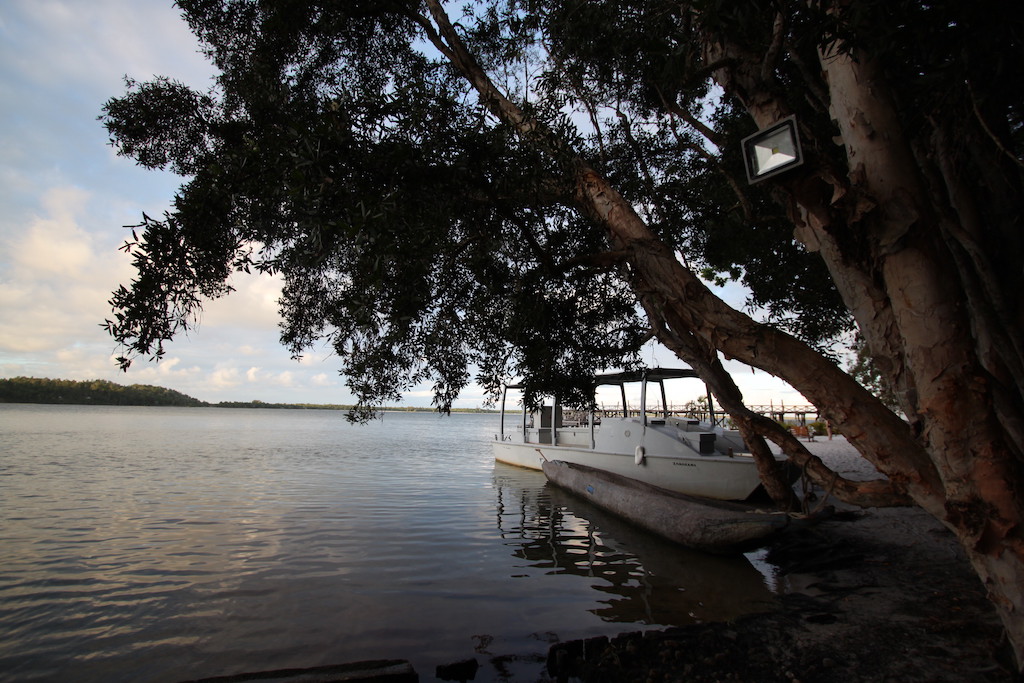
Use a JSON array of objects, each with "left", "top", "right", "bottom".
[
  {"left": 0, "top": 377, "right": 205, "bottom": 406},
  {"left": 102, "top": 0, "right": 1024, "bottom": 667}
]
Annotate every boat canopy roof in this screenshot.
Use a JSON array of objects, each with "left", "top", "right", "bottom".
[
  {"left": 594, "top": 368, "right": 700, "bottom": 386},
  {"left": 504, "top": 367, "right": 700, "bottom": 391}
]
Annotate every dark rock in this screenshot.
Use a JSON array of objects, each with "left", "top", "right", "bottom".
[
  {"left": 434, "top": 657, "right": 478, "bottom": 682},
  {"left": 181, "top": 659, "right": 418, "bottom": 683}
]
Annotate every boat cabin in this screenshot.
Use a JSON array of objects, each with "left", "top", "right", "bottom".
[{"left": 497, "top": 368, "right": 736, "bottom": 455}]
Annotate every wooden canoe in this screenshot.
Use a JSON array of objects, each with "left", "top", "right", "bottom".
[{"left": 542, "top": 459, "right": 790, "bottom": 554}]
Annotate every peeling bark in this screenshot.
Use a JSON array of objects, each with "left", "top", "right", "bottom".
[{"left": 704, "top": 21, "right": 1024, "bottom": 668}]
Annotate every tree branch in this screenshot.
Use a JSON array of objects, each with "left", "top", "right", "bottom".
[
  {"left": 761, "top": 11, "right": 786, "bottom": 83},
  {"left": 655, "top": 84, "right": 722, "bottom": 148},
  {"left": 968, "top": 80, "right": 1024, "bottom": 170}
]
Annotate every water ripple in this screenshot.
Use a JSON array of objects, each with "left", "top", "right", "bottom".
[{"left": 0, "top": 406, "right": 776, "bottom": 683}]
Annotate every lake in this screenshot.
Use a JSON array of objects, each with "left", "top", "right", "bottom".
[{"left": 0, "top": 404, "right": 780, "bottom": 682}]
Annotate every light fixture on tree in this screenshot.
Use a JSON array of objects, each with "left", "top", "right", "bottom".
[{"left": 741, "top": 115, "right": 803, "bottom": 184}]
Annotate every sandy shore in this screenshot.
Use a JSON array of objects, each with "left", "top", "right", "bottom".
[{"left": 546, "top": 437, "right": 1016, "bottom": 682}]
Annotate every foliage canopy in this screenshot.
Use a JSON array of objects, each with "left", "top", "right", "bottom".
[
  {"left": 103, "top": 0, "right": 1024, "bottom": 665},
  {"left": 102, "top": 0, "right": 852, "bottom": 415}
]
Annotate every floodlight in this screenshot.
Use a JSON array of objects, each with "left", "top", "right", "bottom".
[{"left": 741, "top": 116, "right": 804, "bottom": 184}]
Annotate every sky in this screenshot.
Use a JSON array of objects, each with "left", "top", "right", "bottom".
[{"left": 0, "top": 0, "right": 808, "bottom": 408}]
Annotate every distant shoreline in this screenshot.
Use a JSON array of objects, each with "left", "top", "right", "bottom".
[
  {"left": 0, "top": 377, "right": 497, "bottom": 413},
  {"left": 215, "top": 401, "right": 498, "bottom": 414}
]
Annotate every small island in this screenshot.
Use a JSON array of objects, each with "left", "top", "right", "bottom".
[
  {"left": 0, "top": 377, "right": 495, "bottom": 413},
  {"left": 0, "top": 376, "right": 205, "bottom": 407}
]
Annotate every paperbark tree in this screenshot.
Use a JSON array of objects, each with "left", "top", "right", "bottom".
[
  {"left": 692, "top": 4, "right": 1024, "bottom": 664},
  {"left": 101, "top": 0, "right": 1024, "bottom": 667}
]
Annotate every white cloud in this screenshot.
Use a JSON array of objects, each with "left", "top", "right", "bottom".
[
  {"left": 0, "top": 186, "right": 133, "bottom": 355},
  {"left": 1, "top": 0, "right": 212, "bottom": 95},
  {"left": 403, "top": 390, "right": 435, "bottom": 399},
  {"left": 311, "top": 373, "right": 335, "bottom": 387},
  {"left": 273, "top": 371, "right": 296, "bottom": 387},
  {"left": 209, "top": 366, "right": 242, "bottom": 389},
  {"left": 11, "top": 187, "right": 95, "bottom": 275},
  {"left": 125, "top": 357, "right": 204, "bottom": 385},
  {"left": 201, "top": 271, "right": 284, "bottom": 330}
]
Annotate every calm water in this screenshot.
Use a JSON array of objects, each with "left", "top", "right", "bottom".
[{"left": 0, "top": 405, "right": 779, "bottom": 682}]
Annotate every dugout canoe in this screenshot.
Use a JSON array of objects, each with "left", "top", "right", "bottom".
[{"left": 542, "top": 459, "right": 791, "bottom": 554}]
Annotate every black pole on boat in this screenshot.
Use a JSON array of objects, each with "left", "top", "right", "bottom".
[
  {"left": 659, "top": 379, "right": 669, "bottom": 420},
  {"left": 520, "top": 390, "right": 528, "bottom": 440},
  {"left": 552, "top": 396, "right": 559, "bottom": 445},
  {"left": 589, "top": 404, "right": 596, "bottom": 449},
  {"left": 499, "top": 385, "right": 507, "bottom": 438}
]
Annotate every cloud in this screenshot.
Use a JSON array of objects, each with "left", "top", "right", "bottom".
[
  {"left": 200, "top": 271, "right": 284, "bottom": 331},
  {"left": 0, "top": 186, "right": 133, "bottom": 354},
  {"left": 209, "top": 366, "right": 242, "bottom": 389},
  {"left": 311, "top": 373, "right": 335, "bottom": 387},
  {"left": 273, "top": 371, "right": 296, "bottom": 388},
  {"left": 1, "top": 0, "right": 212, "bottom": 95},
  {"left": 11, "top": 187, "right": 96, "bottom": 275},
  {"left": 124, "top": 357, "right": 204, "bottom": 385}
]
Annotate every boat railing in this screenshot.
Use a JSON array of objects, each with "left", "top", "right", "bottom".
[{"left": 594, "top": 405, "right": 728, "bottom": 424}]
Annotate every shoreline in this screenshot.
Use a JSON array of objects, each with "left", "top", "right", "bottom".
[{"left": 545, "top": 437, "right": 1014, "bottom": 681}]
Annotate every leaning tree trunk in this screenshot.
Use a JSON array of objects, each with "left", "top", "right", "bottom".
[
  {"left": 422, "top": 0, "right": 1024, "bottom": 668},
  {"left": 636, "top": 296, "right": 800, "bottom": 510},
  {"left": 638, "top": 291, "right": 910, "bottom": 509}
]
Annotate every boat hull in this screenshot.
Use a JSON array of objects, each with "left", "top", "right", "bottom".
[
  {"left": 493, "top": 439, "right": 769, "bottom": 501},
  {"left": 542, "top": 460, "right": 789, "bottom": 553}
]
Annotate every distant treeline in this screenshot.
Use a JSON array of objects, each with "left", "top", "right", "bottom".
[
  {"left": 216, "top": 399, "right": 349, "bottom": 410},
  {"left": 216, "top": 400, "right": 496, "bottom": 413},
  {"left": 0, "top": 377, "right": 205, "bottom": 407},
  {"left": 0, "top": 377, "right": 497, "bottom": 413}
]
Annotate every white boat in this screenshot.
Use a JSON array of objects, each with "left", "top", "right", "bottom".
[{"left": 493, "top": 368, "right": 784, "bottom": 501}]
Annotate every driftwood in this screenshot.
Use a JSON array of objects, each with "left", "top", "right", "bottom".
[{"left": 542, "top": 460, "right": 791, "bottom": 554}]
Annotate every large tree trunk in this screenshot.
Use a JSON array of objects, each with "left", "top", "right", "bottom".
[
  {"left": 702, "top": 29, "right": 1024, "bottom": 670},
  {"left": 575, "top": 170, "right": 944, "bottom": 504},
  {"left": 818, "top": 47, "right": 1024, "bottom": 670}
]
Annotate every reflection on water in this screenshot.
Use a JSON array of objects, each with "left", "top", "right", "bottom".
[
  {"left": 0, "top": 405, "right": 779, "bottom": 683},
  {"left": 493, "top": 464, "right": 776, "bottom": 628}
]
